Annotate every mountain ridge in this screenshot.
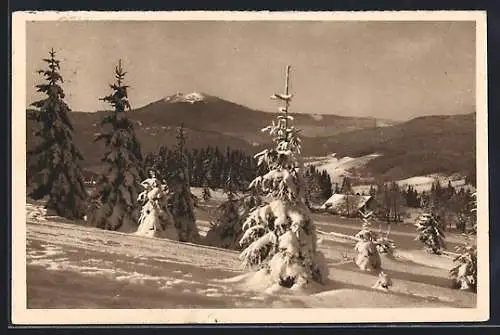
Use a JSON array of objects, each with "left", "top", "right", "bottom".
[{"left": 26, "top": 94, "right": 475, "bottom": 180}]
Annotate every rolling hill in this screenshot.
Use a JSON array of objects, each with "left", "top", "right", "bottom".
[
  {"left": 132, "top": 92, "right": 392, "bottom": 144},
  {"left": 26, "top": 92, "right": 394, "bottom": 172},
  {"left": 301, "top": 113, "right": 476, "bottom": 181},
  {"left": 26, "top": 93, "right": 475, "bottom": 180}
]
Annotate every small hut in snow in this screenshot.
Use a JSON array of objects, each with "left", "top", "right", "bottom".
[{"left": 320, "top": 194, "right": 375, "bottom": 217}]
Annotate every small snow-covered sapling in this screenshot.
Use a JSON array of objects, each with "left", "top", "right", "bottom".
[
  {"left": 354, "top": 210, "right": 382, "bottom": 271},
  {"left": 354, "top": 230, "right": 382, "bottom": 272},
  {"left": 372, "top": 271, "right": 392, "bottom": 290},
  {"left": 135, "top": 170, "right": 178, "bottom": 240}
]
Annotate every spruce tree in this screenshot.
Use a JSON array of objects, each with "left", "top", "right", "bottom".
[
  {"left": 169, "top": 124, "right": 200, "bottom": 242},
  {"left": 202, "top": 183, "right": 212, "bottom": 202},
  {"left": 340, "top": 176, "right": 354, "bottom": 216},
  {"left": 369, "top": 185, "right": 377, "bottom": 198},
  {"left": 223, "top": 167, "right": 237, "bottom": 201},
  {"left": 467, "top": 191, "right": 477, "bottom": 234},
  {"left": 414, "top": 212, "right": 446, "bottom": 254},
  {"left": 431, "top": 180, "right": 444, "bottom": 209},
  {"left": 388, "top": 181, "right": 403, "bottom": 222},
  {"left": 321, "top": 170, "right": 333, "bottom": 200},
  {"left": 90, "top": 60, "right": 144, "bottom": 232},
  {"left": 354, "top": 211, "right": 383, "bottom": 271},
  {"left": 27, "top": 49, "right": 87, "bottom": 219},
  {"left": 238, "top": 65, "right": 327, "bottom": 289},
  {"left": 450, "top": 200, "right": 477, "bottom": 292},
  {"left": 204, "top": 168, "right": 259, "bottom": 249},
  {"left": 446, "top": 180, "right": 455, "bottom": 198},
  {"left": 303, "top": 166, "right": 318, "bottom": 207},
  {"left": 135, "top": 170, "right": 178, "bottom": 239},
  {"left": 450, "top": 239, "right": 477, "bottom": 291}
]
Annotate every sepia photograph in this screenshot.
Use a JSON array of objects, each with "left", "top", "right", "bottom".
[{"left": 11, "top": 11, "right": 489, "bottom": 324}]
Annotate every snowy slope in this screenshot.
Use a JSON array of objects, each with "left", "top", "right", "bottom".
[
  {"left": 164, "top": 92, "right": 210, "bottom": 104},
  {"left": 350, "top": 174, "right": 476, "bottom": 195},
  {"left": 305, "top": 153, "right": 475, "bottom": 195},
  {"left": 304, "top": 153, "right": 382, "bottom": 183},
  {"left": 396, "top": 174, "right": 475, "bottom": 193},
  {"left": 25, "top": 201, "right": 476, "bottom": 311}
]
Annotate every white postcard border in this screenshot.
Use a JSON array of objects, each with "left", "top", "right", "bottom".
[{"left": 11, "top": 10, "right": 489, "bottom": 324}]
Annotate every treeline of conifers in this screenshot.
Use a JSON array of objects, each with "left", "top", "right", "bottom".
[{"left": 142, "top": 145, "right": 334, "bottom": 202}]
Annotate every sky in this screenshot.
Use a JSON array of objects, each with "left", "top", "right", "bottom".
[{"left": 25, "top": 20, "right": 476, "bottom": 121}]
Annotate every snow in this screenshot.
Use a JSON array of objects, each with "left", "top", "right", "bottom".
[
  {"left": 396, "top": 174, "right": 475, "bottom": 193},
  {"left": 191, "top": 187, "right": 239, "bottom": 203},
  {"left": 135, "top": 177, "right": 178, "bottom": 240},
  {"left": 24, "top": 198, "right": 477, "bottom": 312},
  {"left": 163, "top": 92, "right": 208, "bottom": 104},
  {"left": 305, "top": 153, "right": 382, "bottom": 182},
  {"left": 395, "top": 249, "right": 455, "bottom": 270},
  {"left": 305, "top": 154, "right": 475, "bottom": 195},
  {"left": 375, "top": 120, "right": 395, "bottom": 127},
  {"left": 320, "top": 193, "right": 371, "bottom": 211},
  {"left": 310, "top": 114, "right": 323, "bottom": 121}
]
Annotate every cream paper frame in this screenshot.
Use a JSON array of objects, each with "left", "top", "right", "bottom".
[{"left": 11, "top": 10, "right": 489, "bottom": 324}]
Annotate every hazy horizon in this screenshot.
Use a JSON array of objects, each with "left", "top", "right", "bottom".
[{"left": 26, "top": 20, "right": 476, "bottom": 121}]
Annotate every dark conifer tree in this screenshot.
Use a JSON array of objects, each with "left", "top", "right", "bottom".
[
  {"left": 169, "top": 124, "right": 199, "bottom": 242},
  {"left": 204, "top": 170, "right": 261, "bottom": 250},
  {"left": 90, "top": 60, "right": 144, "bottom": 232},
  {"left": 321, "top": 170, "right": 333, "bottom": 200},
  {"left": 369, "top": 185, "right": 377, "bottom": 197},
  {"left": 201, "top": 158, "right": 212, "bottom": 201},
  {"left": 223, "top": 167, "right": 237, "bottom": 201},
  {"left": 27, "top": 49, "right": 87, "bottom": 219},
  {"left": 446, "top": 180, "right": 456, "bottom": 199},
  {"left": 340, "top": 176, "right": 354, "bottom": 216},
  {"left": 340, "top": 176, "right": 352, "bottom": 194},
  {"left": 432, "top": 180, "right": 444, "bottom": 207}
]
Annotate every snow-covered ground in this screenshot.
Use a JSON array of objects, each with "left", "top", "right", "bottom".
[
  {"left": 191, "top": 187, "right": 234, "bottom": 204},
  {"left": 25, "top": 200, "right": 476, "bottom": 310}
]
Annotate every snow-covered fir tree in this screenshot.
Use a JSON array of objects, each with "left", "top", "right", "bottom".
[
  {"left": 27, "top": 49, "right": 88, "bottom": 219},
  {"left": 359, "top": 210, "right": 396, "bottom": 257},
  {"left": 135, "top": 170, "right": 178, "bottom": 240},
  {"left": 168, "top": 124, "right": 200, "bottom": 242},
  {"left": 238, "top": 65, "right": 328, "bottom": 289},
  {"left": 89, "top": 60, "right": 144, "bottom": 232},
  {"left": 450, "top": 234, "right": 477, "bottom": 292},
  {"left": 353, "top": 210, "right": 383, "bottom": 271},
  {"left": 450, "top": 191, "right": 477, "bottom": 291},
  {"left": 372, "top": 271, "right": 393, "bottom": 291},
  {"left": 414, "top": 212, "right": 446, "bottom": 254},
  {"left": 223, "top": 167, "right": 237, "bottom": 201}
]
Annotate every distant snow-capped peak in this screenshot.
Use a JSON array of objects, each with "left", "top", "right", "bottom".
[{"left": 164, "top": 92, "right": 208, "bottom": 104}]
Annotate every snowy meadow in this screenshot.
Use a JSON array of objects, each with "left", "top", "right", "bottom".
[{"left": 26, "top": 192, "right": 476, "bottom": 309}]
